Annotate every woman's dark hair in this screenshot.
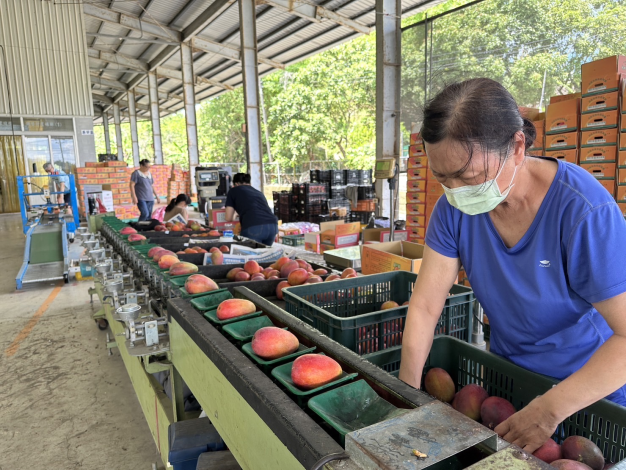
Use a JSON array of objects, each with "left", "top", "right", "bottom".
[
  {"left": 139, "top": 159, "right": 151, "bottom": 167},
  {"left": 242, "top": 173, "right": 251, "bottom": 185},
  {"left": 420, "top": 78, "right": 536, "bottom": 176},
  {"left": 165, "top": 193, "right": 191, "bottom": 213},
  {"left": 232, "top": 173, "right": 244, "bottom": 185}
]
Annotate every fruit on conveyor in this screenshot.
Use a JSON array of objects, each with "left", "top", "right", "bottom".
[
  {"left": 251, "top": 327, "right": 299, "bottom": 360},
  {"left": 216, "top": 299, "right": 256, "bottom": 320},
  {"left": 424, "top": 368, "right": 455, "bottom": 403},
  {"left": 185, "top": 274, "right": 219, "bottom": 294},
  {"left": 291, "top": 354, "right": 342, "bottom": 390}
]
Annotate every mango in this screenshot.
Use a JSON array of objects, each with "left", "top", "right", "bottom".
[
  {"left": 288, "top": 268, "right": 309, "bottom": 286},
  {"left": 452, "top": 384, "right": 489, "bottom": 421},
  {"left": 185, "top": 274, "right": 218, "bottom": 294},
  {"left": 216, "top": 299, "right": 256, "bottom": 320},
  {"left": 220, "top": 245, "right": 230, "bottom": 253},
  {"left": 265, "top": 269, "right": 279, "bottom": 279},
  {"left": 158, "top": 254, "right": 179, "bottom": 269},
  {"left": 128, "top": 233, "right": 146, "bottom": 242},
  {"left": 209, "top": 247, "right": 220, "bottom": 253},
  {"left": 226, "top": 268, "right": 244, "bottom": 281},
  {"left": 325, "top": 274, "right": 341, "bottom": 282},
  {"left": 251, "top": 274, "right": 266, "bottom": 281},
  {"left": 344, "top": 273, "right": 357, "bottom": 279},
  {"left": 148, "top": 246, "right": 164, "bottom": 258},
  {"left": 251, "top": 327, "right": 299, "bottom": 360},
  {"left": 480, "top": 396, "right": 515, "bottom": 429},
  {"left": 154, "top": 225, "right": 166, "bottom": 231},
  {"left": 176, "top": 251, "right": 186, "bottom": 254},
  {"left": 280, "top": 260, "right": 299, "bottom": 278},
  {"left": 244, "top": 260, "right": 262, "bottom": 275},
  {"left": 341, "top": 268, "right": 356, "bottom": 278},
  {"left": 424, "top": 368, "right": 455, "bottom": 403},
  {"left": 532, "top": 439, "right": 562, "bottom": 464},
  {"left": 120, "top": 227, "right": 137, "bottom": 235},
  {"left": 381, "top": 301, "right": 399, "bottom": 310},
  {"left": 169, "top": 262, "right": 198, "bottom": 276},
  {"left": 195, "top": 248, "right": 208, "bottom": 253},
  {"left": 313, "top": 269, "right": 328, "bottom": 276},
  {"left": 276, "top": 281, "right": 290, "bottom": 300},
  {"left": 296, "top": 259, "right": 309, "bottom": 269},
  {"left": 562, "top": 436, "right": 605, "bottom": 470},
  {"left": 268, "top": 276, "right": 279, "bottom": 280},
  {"left": 276, "top": 256, "right": 290, "bottom": 269},
  {"left": 208, "top": 230, "right": 221, "bottom": 236},
  {"left": 234, "top": 271, "right": 251, "bottom": 282},
  {"left": 154, "top": 250, "right": 176, "bottom": 261},
  {"left": 291, "top": 354, "right": 342, "bottom": 390},
  {"left": 211, "top": 251, "right": 224, "bottom": 265},
  {"left": 551, "top": 460, "right": 593, "bottom": 470},
  {"left": 305, "top": 275, "right": 323, "bottom": 284}
]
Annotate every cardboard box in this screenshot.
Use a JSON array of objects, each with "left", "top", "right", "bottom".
[
  {"left": 620, "top": 150, "right": 626, "bottom": 168},
  {"left": 407, "top": 168, "right": 429, "bottom": 180},
  {"left": 408, "top": 237, "right": 425, "bottom": 246},
  {"left": 406, "top": 203, "right": 426, "bottom": 215},
  {"left": 409, "top": 145, "right": 426, "bottom": 157},
  {"left": 76, "top": 167, "right": 97, "bottom": 174},
  {"left": 408, "top": 156, "right": 428, "bottom": 169},
  {"left": 621, "top": 132, "right": 626, "bottom": 151},
  {"left": 410, "top": 133, "right": 423, "bottom": 145},
  {"left": 361, "top": 241, "right": 425, "bottom": 275},
  {"left": 581, "top": 92, "right": 620, "bottom": 114},
  {"left": 545, "top": 132, "right": 579, "bottom": 150},
  {"left": 206, "top": 209, "right": 238, "bottom": 228},
  {"left": 407, "top": 191, "right": 427, "bottom": 204},
  {"left": 546, "top": 148, "right": 578, "bottom": 164},
  {"left": 549, "top": 93, "right": 581, "bottom": 104},
  {"left": 362, "top": 228, "right": 408, "bottom": 243},
  {"left": 581, "top": 128, "right": 618, "bottom": 147},
  {"left": 426, "top": 181, "right": 445, "bottom": 196},
  {"left": 426, "top": 194, "right": 442, "bottom": 207},
  {"left": 407, "top": 227, "right": 426, "bottom": 239},
  {"left": 618, "top": 168, "right": 626, "bottom": 186},
  {"left": 581, "top": 55, "right": 626, "bottom": 96},
  {"left": 319, "top": 221, "right": 360, "bottom": 248},
  {"left": 617, "top": 203, "right": 626, "bottom": 217},
  {"left": 579, "top": 146, "right": 617, "bottom": 163},
  {"left": 599, "top": 179, "right": 616, "bottom": 197},
  {"left": 582, "top": 162, "right": 616, "bottom": 179},
  {"left": 304, "top": 232, "right": 321, "bottom": 254},
  {"left": 618, "top": 185, "right": 626, "bottom": 202},
  {"left": 105, "top": 161, "right": 127, "bottom": 167},
  {"left": 406, "top": 214, "right": 426, "bottom": 228},
  {"left": 519, "top": 107, "right": 541, "bottom": 120},
  {"left": 546, "top": 98, "right": 580, "bottom": 134},
  {"left": 407, "top": 179, "right": 426, "bottom": 192},
  {"left": 581, "top": 110, "right": 619, "bottom": 131},
  {"left": 529, "top": 149, "right": 544, "bottom": 157}
]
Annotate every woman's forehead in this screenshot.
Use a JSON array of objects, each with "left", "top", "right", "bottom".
[{"left": 425, "top": 140, "right": 496, "bottom": 177}]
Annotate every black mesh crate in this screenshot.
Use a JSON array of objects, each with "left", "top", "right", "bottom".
[
  {"left": 302, "top": 193, "right": 327, "bottom": 205},
  {"left": 357, "top": 185, "right": 376, "bottom": 200},
  {"left": 344, "top": 169, "right": 359, "bottom": 185},
  {"left": 350, "top": 211, "right": 374, "bottom": 224},
  {"left": 297, "top": 183, "right": 327, "bottom": 195},
  {"left": 330, "top": 185, "right": 347, "bottom": 199},
  {"left": 310, "top": 170, "right": 319, "bottom": 183},
  {"left": 330, "top": 170, "right": 344, "bottom": 184},
  {"left": 358, "top": 169, "right": 373, "bottom": 185},
  {"left": 318, "top": 170, "right": 331, "bottom": 182}
]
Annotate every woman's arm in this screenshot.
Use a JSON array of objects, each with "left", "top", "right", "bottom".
[
  {"left": 225, "top": 206, "right": 235, "bottom": 222},
  {"left": 129, "top": 181, "right": 138, "bottom": 204},
  {"left": 496, "top": 291, "right": 626, "bottom": 452},
  {"left": 399, "top": 245, "right": 461, "bottom": 388}
]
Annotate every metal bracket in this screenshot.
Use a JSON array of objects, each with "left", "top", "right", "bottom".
[{"left": 144, "top": 320, "right": 159, "bottom": 346}]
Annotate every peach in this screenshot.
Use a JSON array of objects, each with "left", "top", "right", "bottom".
[
  {"left": 226, "top": 268, "right": 244, "bottom": 281},
  {"left": 185, "top": 274, "right": 219, "bottom": 294},
  {"left": 251, "top": 327, "right": 299, "bottom": 360},
  {"left": 424, "top": 368, "right": 455, "bottom": 403},
  {"left": 276, "top": 281, "right": 290, "bottom": 300},
  {"left": 325, "top": 274, "right": 341, "bottom": 282},
  {"left": 533, "top": 439, "right": 562, "bottom": 464},
  {"left": 313, "top": 269, "right": 328, "bottom": 276},
  {"left": 251, "top": 274, "right": 266, "bottom": 281},
  {"left": 244, "top": 260, "right": 262, "bottom": 275},
  {"left": 220, "top": 245, "right": 230, "bottom": 253},
  {"left": 268, "top": 276, "right": 279, "bottom": 280},
  {"left": 158, "top": 254, "right": 179, "bottom": 269},
  {"left": 562, "top": 436, "right": 604, "bottom": 470},
  {"left": 452, "top": 384, "right": 489, "bottom": 421},
  {"left": 280, "top": 260, "right": 299, "bottom": 278},
  {"left": 208, "top": 230, "right": 221, "bottom": 237},
  {"left": 288, "top": 268, "right": 309, "bottom": 286},
  {"left": 216, "top": 299, "right": 256, "bottom": 320},
  {"left": 381, "top": 301, "right": 399, "bottom": 310},
  {"left": 265, "top": 269, "right": 279, "bottom": 279},
  {"left": 169, "top": 262, "right": 199, "bottom": 276},
  {"left": 165, "top": 222, "right": 173, "bottom": 228},
  {"left": 341, "top": 268, "right": 356, "bottom": 278},
  {"left": 209, "top": 247, "right": 220, "bottom": 253},
  {"left": 296, "top": 259, "right": 308, "bottom": 269},
  {"left": 551, "top": 461, "right": 593, "bottom": 470},
  {"left": 148, "top": 246, "right": 164, "bottom": 258},
  {"left": 120, "top": 227, "right": 137, "bottom": 235},
  {"left": 128, "top": 233, "right": 146, "bottom": 242},
  {"left": 182, "top": 234, "right": 190, "bottom": 238},
  {"left": 211, "top": 251, "right": 224, "bottom": 265},
  {"left": 234, "top": 271, "right": 251, "bottom": 282},
  {"left": 480, "top": 397, "right": 516, "bottom": 430},
  {"left": 305, "top": 275, "right": 323, "bottom": 284},
  {"left": 291, "top": 354, "right": 342, "bottom": 390},
  {"left": 275, "top": 256, "right": 291, "bottom": 269},
  {"left": 306, "top": 266, "right": 314, "bottom": 273}
]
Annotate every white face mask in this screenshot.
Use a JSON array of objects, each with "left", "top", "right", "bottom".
[{"left": 442, "top": 159, "right": 518, "bottom": 215}]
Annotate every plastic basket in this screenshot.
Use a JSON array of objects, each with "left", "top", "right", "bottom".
[
  {"left": 283, "top": 272, "right": 474, "bottom": 355},
  {"left": 281, "top": 235, "right": 305, "bottom": 246},
  {"left": 241, "top": 343, "right": 317, "bottom": 373},
  {"left": 189, "top": 289, "right": 233, "bottom": 311},
  {"left": 222, "top": 316, "right": 276, "bottom": 344},
  {"left": 423, "top": 336, "right": 626, "bottom": 463}
]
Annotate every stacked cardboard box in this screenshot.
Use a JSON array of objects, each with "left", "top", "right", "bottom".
[
  {"left": 526, "top": 107, "right": 545, "bottom": 157},
  {"left": 544, "top": 94, "right": 581, "bottom": 166},
  {"left": 167, "top": 165, "right": 191, "bottom": 200},
  {"left": 76, "top": 161, "right": 131, "bottom": 216},
  {"left": 617, "top": 72, "right": 626, "bottom": 215}
]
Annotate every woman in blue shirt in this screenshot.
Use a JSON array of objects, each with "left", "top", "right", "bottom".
[{"left": 399, "top": 78, "right": 626, "bottom": 453}]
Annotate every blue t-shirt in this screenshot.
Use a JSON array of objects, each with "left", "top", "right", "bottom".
[
  {"left": 426, "top": 159, "right": 626, "bottom": 405},
  {"left": 50, "top": 170, "right": 71, "bottom": 192}
]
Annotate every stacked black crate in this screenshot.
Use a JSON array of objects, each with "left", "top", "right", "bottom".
[
  {"left": 276, "top": 191, "right": 294, "bottom": 223},
  {"left": 297, "top": 183, "right": 327, "bottom": 223},
  {"left": 358, "top": 169, "right": 373, "bottom": 185}
]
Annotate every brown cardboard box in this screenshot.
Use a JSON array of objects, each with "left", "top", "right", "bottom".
[
  {"left": 620, "top": 133, "right": 626, "bottom": 151},
  {"left": 581, "top": 110, "right": 619, "bottom": 131},
  {"left": 617, "top": 185, "right": 626, "bottom": 202},
  {"left": 519, "top": 107, "right": 541, "bottom": 120},
  {"left": 362, "top": 228, "right": 408, "bottom": 243},
  {"left": 407, "top": 180, "right": 426, "bottom": 192},
  {"left": 408, "top": 227, "right": 426, "bottom": 239},
  {"left": 426, "top": 194, "right": 442, "bottom": 207},
  {"left": 361, "top": 241, "right": 425, "bottom": 275},
  {"left": 409, "top": 145, "right": 426, "bottom": 157},
  {"left": 406, "top": 191, "right": 426, "bottom": 204},
  {"left": 581, "top": 92, "right": 620, "bottom": 114},
  {"left": 581, "top": 128, "right": 618, "bottom": 147},
  {"left": 546, "top": 149, "right": 578, "bottom": 165},
  {"left": 410, "top": 133, "right": 423, "bottom": 145},
  {"left": 76, "top": 167, "right": 97, "bottom": 174},
  {"left": 545, "top": 132, "right": 579, "bottom": 150},
  {"left": 579, "top": 146, "right": 617, "bottom": 163},
  {"left": 619, "top": 150, "right": 626, "bottom": 168},
  {"left": 599, "top": 179, "right": 616, "bottom": 197},
  {"left": 581, "top": 55, "right": 626, "bottom": 96},
  {"left": 426, "top": 180, "right": 445, "bottom": 196},
  {"left": 407, "top": 168, "right": 429, "bottom": 180},
  {"left": 407, "top": 156, "right": 428, "bottom": 169},
  {"left": 582, "top": 162, "right": 617, "bottom": 179},
  {"left": 406, "top": 214, "right": 426, "bottom": 228},
  {"left": 406, "top": 203, "right": 426, "bottom": 215},
  {"left": 408, "top": 237, "right": 425, "bottom": 245},
  {"left": 549, "top": 93, "right": 581, "bottom": 104},
  {"left": 319, "top": 221, "right": 360, "bottom": 248},
  {"left": 617, "top": 203, "right": 626, "bottom": 217},
  {"left": 618, "top": 168, "right": 626, "bottom": 186},
  {"left": 546, "top": 98, "right": 580, "bottom": 134}
]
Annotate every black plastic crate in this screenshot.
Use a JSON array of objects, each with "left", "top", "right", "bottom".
[
  {"left": 330, "top": 170, "right": 344, "bottom": 184},
  {"left": 318, "top": 170, "right": 331, "bottom": 182},
  {"left": 350, "top": 211, "right": 374, "bottom": 224},
  {"left": 301, "top": 193, "right": 327, "bottom": 204},
  {"left": 330, "top": 185, "right": 347, "bottom": 199},
  {"left": 344, "top": 169, "right": 359, "bottom": 185},
  {"left": 310, "top": 170, "right": 319, "bottom": 183},
  {"left": 298, "top": 202, "right": 323, "bottom": 217},
  {"left": 358, "top": 169, "right": 373, "bottom": 185},
  {"left": 357, "top": 185, "right": 376, "bottom": 200}
]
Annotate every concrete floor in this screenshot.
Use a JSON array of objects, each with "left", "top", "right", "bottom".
[{"left": 0, "top": 214, "right": 161, "bottom": 469}]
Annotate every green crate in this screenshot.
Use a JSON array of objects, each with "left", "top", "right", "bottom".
[
  {"left": 203, "top": 309, "right": 262, "bottom": 326},
  {"left": 270, "top": 355, "right": 358, "bottom": 408},
  {"left": 189, "top": 289, "right": 233, "bottom": 310},
  {"left": 417, "top": 337, "right": 626, "bottom": 463},
  {"left": 281, "top": 235, "right": 305, "bottom": 246},
  {"left": 242, "top": 342, "right": 317, "bottom": 373},
  {"left": 178, "top": 286, "right": 227, "bottom": 300},
  {"left": 283, "top": 271, "right": 474, "bottom": 355},
  {"left": 222, "top": 316, "right": 276, "bottom": 344},
  {"left": 307, "top": 380, "right": 408, "bottom": 445},
  {"left": 169, "top": 274, "right": 193, "bottom": 289},
  {"left": 363, "top": 346, "right": 402, "bottom": 377}
]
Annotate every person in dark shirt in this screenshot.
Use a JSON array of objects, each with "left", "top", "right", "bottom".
[{"left": 225, "top": 173, "right": 278, "bottom": 246}]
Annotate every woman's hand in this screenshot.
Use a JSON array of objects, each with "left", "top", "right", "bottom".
[{"left": 494, "top": 395, "right": 562, "bottom": 453}]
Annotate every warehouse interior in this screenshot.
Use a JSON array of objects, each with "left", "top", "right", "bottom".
[{"left": 2, "top": 0, "right": 626, "bottom": 469}]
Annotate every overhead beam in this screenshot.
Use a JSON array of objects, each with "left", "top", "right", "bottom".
[
  {"left": 191, "top": 37, "right": 285, "bottom": 70},
  {"left": 88, "top": 47, "right": 149, "bottom": 72},
  {"left": 83, "top": 3, "right": 181, "bottom": 42},
  {"left": 86, "top": 32, "right": 178, "bottom": 46},
  {"left": 90, "top": 65, "right": 146, "bottom": 76},
  {"left": 156, "top": 66, "right": 234, "bottom": 90},
  {"left": 259, "top": 0, "right": 372, "bottom": 35},
  {"left": 90, "top": 73, "right": 128, "bottom": 92}
]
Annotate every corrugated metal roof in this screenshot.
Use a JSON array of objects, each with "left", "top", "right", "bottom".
[{"left": 88, "top": 0, "right": 443, "bottom": 121}]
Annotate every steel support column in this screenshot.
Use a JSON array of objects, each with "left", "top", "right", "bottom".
[
  {"left": 102, "top": 112, "right": 112, "bottom": 154},
  {"left": 148, "top": 72, "right": 164, "bottom": 164},
  {"left": 128, "top": 90, "right": 140, "bottom": 167},
  {"left": 112, "top": 103, "right": 124, "bottom": 161},
  {"left": 375, "top": 0, "right": 401, "bottom": 220},
  {"left": 239, "top": 0, "right": 264, "bottom": 191},
  {"left": 180, "top": 43, "right": 199, "bottom": 194}
]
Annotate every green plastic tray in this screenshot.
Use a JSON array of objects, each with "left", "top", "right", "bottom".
[
  {"left": 308, "top": 380, "right": 409, "bottom": 445},
  {"left": 222, "top": 316, "right": 276, "bottom": 343},
  {"left": 169, "top": 274, "right": 194, "bottom": 288},
  {"left": 241, "top": 342, "right": 316, "bottom": 373},
  {"left": 133, "top": 244, "right": 159, "bottom": 253},
  {"left": 270, "top": 355, "right": 358, "bottom": 407},
  {"left": 203, "top": 309, "right": 262, "bottom": 326},
  {"left": 189, "top": 289, "right": 233, "bottom": 310},
  {"left": 179, "top": 286, "right": 229, "bottom": 300}
]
